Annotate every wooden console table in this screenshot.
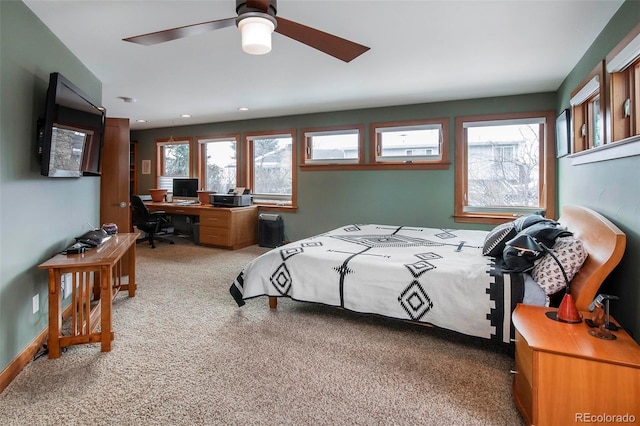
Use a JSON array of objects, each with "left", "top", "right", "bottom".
[{"left": 38, "top": 233, "right": 138, "bottom": 358}]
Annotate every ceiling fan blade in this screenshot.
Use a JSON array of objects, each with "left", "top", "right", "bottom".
[
  {"left": 275, "top": 17, "right": 369, "bottom": 63},
  {"left": 123, "top": 17, "right": 237, "bottom": 46}
]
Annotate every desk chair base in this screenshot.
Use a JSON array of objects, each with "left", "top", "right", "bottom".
[{"left": 136, "top": 228, "right": 175, "bottom": 249}]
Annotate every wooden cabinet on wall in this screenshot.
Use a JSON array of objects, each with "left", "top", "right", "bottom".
[{"left": 199, "top": 206, "right": 258, "bottom": 250}]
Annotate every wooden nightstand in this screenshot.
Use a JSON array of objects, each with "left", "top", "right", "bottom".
[{"left": 512, "top": 304, "right": 640, "bottom": 426}]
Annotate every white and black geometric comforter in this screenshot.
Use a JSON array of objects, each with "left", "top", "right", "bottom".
[{"left": 230, "top": 224, "right": 524, "bottom": 343}]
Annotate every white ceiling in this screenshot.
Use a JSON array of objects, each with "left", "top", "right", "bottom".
[{"left": 23, "top": 0, "right": 624, "bottom": 130}]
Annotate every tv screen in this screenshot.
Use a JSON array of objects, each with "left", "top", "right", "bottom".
[
  {"left": 37, "top": 72, "right": 106, "bottom": 177},
  {"left": 172, "top": 178, "right": 199, "bottom": 199}
]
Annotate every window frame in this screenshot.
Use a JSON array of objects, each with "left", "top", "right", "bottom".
[
  {"left": 570, "top": 62, "right": 606, "bottom": 152},
  {"left": 606, "top": 21, "right": 640, "bottom": 143},
  {"left": 368, "top": 118, "right": 450, "bottom": 170},
  {"left": 244, "top": 129, "right": 297, "bottom": 210},
  {"left": 155, "top": 137, "right": 193, "bottom": 189},
  {"left": 454, "top": 111, "right": 556, "bottom": 224},
  {"left": 196, "top": 133, "right": 240, "bottom": 194},
  {"left": 300, "top": 124, "right": 365, "bottom": 170}
]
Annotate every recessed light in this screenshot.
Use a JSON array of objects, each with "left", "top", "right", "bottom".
[
  {"left": 136, "top": 119, "right": 147, "bottom": 123},
  {"left": 180, "top": 114, "right": 192, "bottom": 118},
  {"left": 238, "top": 107, "right": 250, "bottom": 111}
]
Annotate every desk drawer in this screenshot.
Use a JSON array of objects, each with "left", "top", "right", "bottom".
[
  {"left": 200, "top": 211, "right": 230, "bottom": 228},
  {"left": 199, "top": 226, "right": 231, "bottom": 246}
]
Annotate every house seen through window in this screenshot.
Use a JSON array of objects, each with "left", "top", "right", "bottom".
[
  {"left": 305, "top": 129, "right": 360, "bottom": 163},
  {"left": 375, "top": 124, "right": 441, "bottom": 162},
  {"left": 455, "top": 111, "right": 555, "bottom": 222},
  {"left": 246, "top": 131, "right": 296, "bottom": 206}
]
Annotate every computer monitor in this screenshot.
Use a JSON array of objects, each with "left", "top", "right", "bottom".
[{"left": 172, "top": 178, "right": 199, "bottom": 201}]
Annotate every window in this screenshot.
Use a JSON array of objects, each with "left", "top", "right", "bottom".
[
  {"left": 493, "top": 145, "right": 515, "bottom": 162},
  {"left": 369, "top": 119, "right": 449, "bottom": 169},
  {"left": 454, "top": 111, "right": 556, "bottom": 223},
  {"left": 156, "top": 138, "right": 192, "bottom": 191},
  {"left": 245, "top": 130, "right": 297, "bottom": 207},
  {"left": 301, "top": 124, "right": 364, "bottom": 168},
  {"left": 607, "top": 21, "right": 640, "bottom": 142},
  {"left": 570, "top": 62, "right": 605, "bottom": 152},
  {"left": 197, "top": 134, "right": 239, "bottom": 194}
]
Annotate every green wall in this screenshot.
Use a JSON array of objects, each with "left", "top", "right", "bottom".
[
  {"left": 1, "top": 0, "right": 637, "bottom": 381},
  {"left": 0, "top": 1, "right": 102, "bottom": 371},
  {"left": 132, "top": 93, "right": 556, "bottom": 240},
  {"left": 133, "top": 1, "right": 640, "bottom": 341},
  {"left": 556, "top": 0, "right": 640, "bottom": 340}
]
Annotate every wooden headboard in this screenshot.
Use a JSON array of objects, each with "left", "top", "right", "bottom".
[{"left": 557, "top": 206, "right": 626, "bottom": 311}]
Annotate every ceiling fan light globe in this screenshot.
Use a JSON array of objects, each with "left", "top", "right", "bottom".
[{"left": 238, "top": 16, "right": 274, "bottom": 55}]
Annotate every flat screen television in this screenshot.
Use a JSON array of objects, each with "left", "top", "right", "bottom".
[
  {"left": 37, "top": 72, "right": 106, "bottom": 177},
  {"left": 172, "top": 178, "right": 199, "bottom": 200}
]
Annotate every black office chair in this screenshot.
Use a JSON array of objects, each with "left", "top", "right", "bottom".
[{"left": 130, "top": 195, "right": 175, "bottom": 248}]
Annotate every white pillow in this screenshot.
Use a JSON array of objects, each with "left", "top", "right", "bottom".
[{"left": 531, "top": 236, "right": 588, "bottom": 305}]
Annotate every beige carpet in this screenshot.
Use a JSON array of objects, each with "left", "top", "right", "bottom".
[{"left": 0, "top": 237, "right": 525, "bottom": 425}]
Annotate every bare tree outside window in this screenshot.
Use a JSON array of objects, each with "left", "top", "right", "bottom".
[
  {"left": 466, "top": 123, "right": 540, "bottom": 208},
  {"left": 252, "top": 137, "right": 292, "bottom": 195},
  {"left": 204, "top": 140, "right": 236, "bottom": 193}
]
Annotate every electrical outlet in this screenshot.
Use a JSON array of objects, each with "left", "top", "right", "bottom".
[{"left": 32, "top": 294, "right": 39, "bottom": 314}]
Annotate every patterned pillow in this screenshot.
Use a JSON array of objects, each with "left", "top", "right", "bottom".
[
  {"left": 482, "top": 221, "right": 517, "bottom": 256},
  {"left": 531, "top": 236, "right": 588, "bottom": 304}
]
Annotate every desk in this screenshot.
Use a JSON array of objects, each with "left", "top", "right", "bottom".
[
  {"left": 38, "top": 233, "right": 138, "bottom": 358},
  {"left": 146, "top": 202, "right": 258, "bottom": 250}
]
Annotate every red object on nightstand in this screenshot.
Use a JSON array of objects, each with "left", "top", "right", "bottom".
[{"left": 556, "top": 292, "right": 582, "bottom": 323}]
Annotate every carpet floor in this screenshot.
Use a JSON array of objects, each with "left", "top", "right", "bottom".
[{"left": 0, "top": 237, "right": 525, "bottom": 425}]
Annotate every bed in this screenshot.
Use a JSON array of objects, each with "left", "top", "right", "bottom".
[{"left": 230, "top": 206, "right": 625, "bottom": 343}]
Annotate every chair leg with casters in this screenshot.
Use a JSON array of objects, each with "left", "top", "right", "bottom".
[
  {"left": 135, "top": 223, "right": 174, "bottom": 249},
  {"left": 130, "top": 195, "right": 175, "bottom": 249},
  {"left": 136, "top": 233, "right": 174, "bottom": 248}
]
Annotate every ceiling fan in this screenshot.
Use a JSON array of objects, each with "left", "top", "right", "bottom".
[{"left": 123, "top": 0, "right": 370, "bottom": 63}]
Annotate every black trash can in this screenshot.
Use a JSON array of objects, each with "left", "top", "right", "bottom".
[
  {"left": 192, "top": 222, "right": 200, "bottom": 245},
  {"left": 259, "top": 214, "right": 284, "bottom": 248}
]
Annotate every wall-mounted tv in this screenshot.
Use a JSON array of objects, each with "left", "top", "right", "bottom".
[{"left": 37, "top": 72, "right": 106, "bottom": 177}]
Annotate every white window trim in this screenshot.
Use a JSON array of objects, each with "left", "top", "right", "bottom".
[
  {"left": 198, "top": 136, "right": 237, "bottom": 145},
  {"left": 606, "top": 32, "right": 640, "bottom": 73},
  {"left": 246, "top": 133, "right": 291, "bottom": 142},
  {"left": 462, "top": 117, "right": 546, "bottom": 128},
  {"left": 569, "top": 76, "right": 600, "bottom": 106},
  {"left": 569, "top": 134, "right": 640, "bottom": 165}
]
